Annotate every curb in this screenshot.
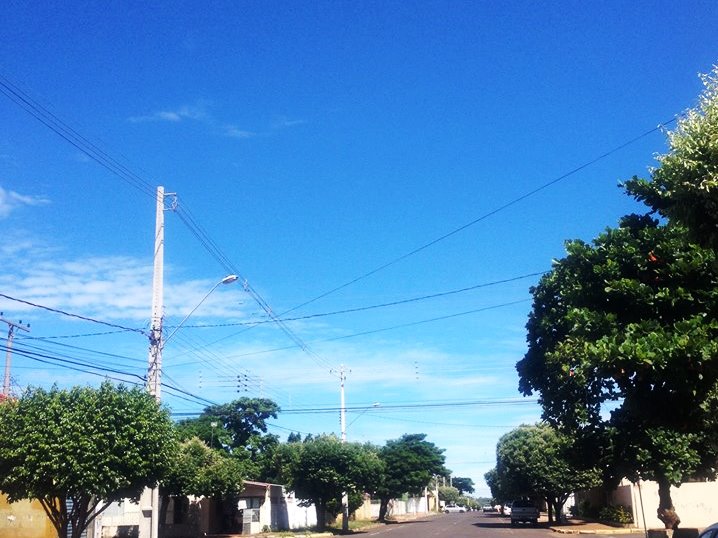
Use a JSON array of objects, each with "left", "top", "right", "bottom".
[{"left": 551, "top": 526, "right": 645, "bottom": 535}]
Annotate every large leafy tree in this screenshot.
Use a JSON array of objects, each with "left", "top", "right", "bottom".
[
  {"left": 484, "top": 467, "right": 510, "bottom": 504},
  {"left": 176, "top": 397, "right": 280, "bottom": 450},
  {"left": 517, "top": 216, "right": 718, "bottom": 529},
  {"left": 0, "top": 382, "right": 177, "bottom": 538},
  {"left": 438, "top": 486, "right": 460, "bottom": 505},
  {"left": 625, "top": 67, "right": 718, "bottom": 249},
  {"left": 452, "top": 476, "right": 475, "bottom": 495},
  {"left": 280, "top": 435, "right": 384, "bottom": 531},
  {"left": 374, "top": 433, "right": 446, "bottom": 521},
  {"left": 160, "top": 438, "right": 244, "bottom": 528},
  {"left": 495, "top": 424, "right": 601, "bottom": 522}
]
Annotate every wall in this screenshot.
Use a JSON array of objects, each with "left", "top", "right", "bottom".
[
  {"left": 0, "top": 495, "right": 56, "bottom": 538},
  {"left": 626, "top": 480, "right": 718, "bottom": 530}
]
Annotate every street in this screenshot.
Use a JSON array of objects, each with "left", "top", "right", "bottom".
[{"left": 361, "top": 512, "right": 557, "bottom": 538}]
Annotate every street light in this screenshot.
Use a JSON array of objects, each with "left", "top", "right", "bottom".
[
  {"left": 347, "top": 402, "right": 380, "bottom": 428},
  {"left": 143, "top": 273, "right": 238, "bottom": 538},
  {"left": 162, "top": 274, "right": 239, "bottom": 347}
]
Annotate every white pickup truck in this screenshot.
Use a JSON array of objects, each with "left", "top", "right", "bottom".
[{"left": 509, "top": 499, "right": 539, "bottom": 526}]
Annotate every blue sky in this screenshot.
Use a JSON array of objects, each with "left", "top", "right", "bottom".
[{"left": 2, "top": 1, "right": 717, "bottom": 497}]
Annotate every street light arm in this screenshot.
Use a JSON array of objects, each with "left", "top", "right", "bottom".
[{"left": 162, "top": 274, "right": 238, "bottom": 347}]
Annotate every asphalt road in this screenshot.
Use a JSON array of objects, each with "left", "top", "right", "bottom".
[{"left": 360, "top": 512, "right": 555, "bottom": 538}]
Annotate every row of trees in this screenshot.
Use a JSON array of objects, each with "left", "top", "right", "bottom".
[
  {"left": 511, "top": 67, "right": 718, "bottom": 530},
  {"left": 0, "top": 382, "right": 450, "bottom": 537}
]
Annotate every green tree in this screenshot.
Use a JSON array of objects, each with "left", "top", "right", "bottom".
[
  {"left": 280, "top": 435, "right": 384, "bottom": 531},
  {"left": 438, "top": 486, "right": 460, "bottom": 505},
  {"left": 0, "top": 382, "right": 177, "bottom": 538},
  {"left": 452, "top": 476, "right": 475, "bottom": 495},
  {"left": 160, "top": 438, "right": 244, "bottom": 529},
  {"left": 624, "top": 67, "right": 718, "bottom": 249},
  {"left": 484, "top": 467, "right": 508, "bottom": 504},
  {"left": 176, "top": 397, "right": 279, "bottom": 450},
  {"left": 517, "top": 216, "right": 718, "bottom": 529},
  {"left": 495, "top": 424, "right": 601, "bottom": 522},
  {"left": 374, "top": 433, "right": 446, "bottom": 521}
]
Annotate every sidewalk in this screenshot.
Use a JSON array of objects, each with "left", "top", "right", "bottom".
[{"left": 549, "top": 517, "right": 645, "bottom": 535}]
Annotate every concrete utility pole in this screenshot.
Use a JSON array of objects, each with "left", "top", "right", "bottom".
[
  {"left": 1, "top": 313, "right": 30, "bottom": 397},
  {"left": 140, "top": 186, "right": 171, "bottom": 538},
  {"left": 338, "top": 365, "right": 349, "bottom": 532}
]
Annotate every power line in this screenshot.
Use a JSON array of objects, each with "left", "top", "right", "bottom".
[
  {"left": 0, "top": 293, "right": 146, "bottom": 335},
  {"left": 278, "top": 119, "right": 678, "bottom": 316},
  {"left": 178, "top": 271, "right": 546, "bottom": 330},
  {"left": 0, "top": 74, "right": 157, "bottom": 199},
  {"left": 215, "top": 297, "right": 530, "bottom": 362},
  {"left": 8, "top": 344, "right": 218, "bottom": 408}
]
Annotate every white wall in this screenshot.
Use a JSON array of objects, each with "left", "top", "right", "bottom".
[{"left": 624, "top": 480, "right": 718, "bottom": 530}]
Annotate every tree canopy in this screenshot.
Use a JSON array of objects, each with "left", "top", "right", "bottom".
[
  {"left": 176, "top": 397, "right": 279, "bottom": 450},
  {"left": 624, "top": 67, "right": 718, "bottom": 249},
  {"left": 452, "top": 476, "right": 475, "bottom": 495},
  {"left": 517, "top": 215, "right": 718, "bottom": 529},
  {"left": 0, "top": 382, "right": 177, "bottom": 538},
  {"left": 495, "top": 424, "right": 601, "bottom": 522},
  {"left": 438, "top": 486, "right": 460, "bottom": 505},
  {"left": 374, "top": 433, "right": 446, "bottom": 521},
  {"left": 279, "top": 435, "right": 383, "bottom": 531},
  {"left": 161, "top": 437, "right": 244, "bottom": 498}
]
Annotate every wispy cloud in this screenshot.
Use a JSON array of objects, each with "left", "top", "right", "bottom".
[
  {"left": 0, "top": 185, "right": 50, "bottom": 218},
  {"left": 128, "top": 103, "right": 209, "bottom": 123},
  {"left": 223, "top": 125, "right": 257, "bottom": 139},
  {"left": 270, "top": 116, "right": 306, "bottom": 130}
]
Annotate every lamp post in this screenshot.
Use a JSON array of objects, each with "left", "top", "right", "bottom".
[
  {"left": 142, "top": 271, "right": 238, "bottom": 538},
  {"left": 347, "top": 402, "right": 380, "bottom": 428}
]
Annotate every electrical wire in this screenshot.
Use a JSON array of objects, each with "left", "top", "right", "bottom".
[
  {"left": 277, "top": 119, "right": 678, "bottom": 316},
  {"left": 214, "top": 297, "right": 529, "bottom": 362},
  {"left": 177, "top": 270, "right": 546, "bottom": 330},
  {"left": 0, "top": 75, "right": 157, "bottom": 198},
  {"left": 0, "top": 293, "right": 146, "bottom": 335}
]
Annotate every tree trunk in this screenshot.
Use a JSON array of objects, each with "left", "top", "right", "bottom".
[
  {"left": 553, "top": 500, "right": 563, "bottom": 523},
  {"left": 656, "top": 478, "right": 680, "bottom": 531},
  {"left": 315, "top": 502, "right": 327, "bottom": 531},
  {"left": 378, "top": 498, "right": 390, "bottom": 522},
  {"left": 546, "top": 498, "right": 554, "bottom": 523}
]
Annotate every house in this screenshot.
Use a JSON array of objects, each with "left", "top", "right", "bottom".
[
  {"left": 0, "top": 495, "right": 56, "bottom": 538},
  {"left": 96, "top": 481, "right": 316, "bottom": 537}
]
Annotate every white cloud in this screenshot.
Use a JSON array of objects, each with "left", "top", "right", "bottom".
[
  {"left": 0, "top": 185, "right": 49, "bottom": 218},
  {"left": 223, "top": 125, "right": 256, "bottom": 139},
  {"left": 0, "top": 249, "right": 248, "bottom": 325},
  {"left": 128, "top": 103, "right": 209, "bottom": 124},
  {"left": 270, "top": 116, "right": 306, "bottom": 129}
]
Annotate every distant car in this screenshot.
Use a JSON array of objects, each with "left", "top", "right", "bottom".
[
  {"left": 444, "top": 505, "right": 465, "bottom": 513},
  {"left": 482, "top": 505, "right": 496, "bottom": 512},
  {"left": 699, "top": 522, "right": 718, "bottom": 538}
]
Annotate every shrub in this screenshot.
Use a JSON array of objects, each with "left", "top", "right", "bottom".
[{"left": 599, "top": 505, "right": 633, "bottom": 524}]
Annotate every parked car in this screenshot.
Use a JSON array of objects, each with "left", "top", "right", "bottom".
[
  {"left": 699, "top": 522, "right": 718, "bottom": 538},
  {"left": 444, "top": 505, "right": 466, "bottom": 513},
  {"left": 509, "top": 499, "right": 539, "bottom": 526},
  {"left": 502, "top": 503, "right": 512, "bottom": 516},
  {"left": 482, "top": 505, "right": 496, "bottom": 512}
]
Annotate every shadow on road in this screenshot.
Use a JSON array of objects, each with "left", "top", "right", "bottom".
[
  {"left": 342, "top": 519, "right": 433, "bottom": 535},
  {"left": 472, "top": 520, "right": 513, "bottom": 529},
  {"left": 473, "top": 519, "right": 550, "bottom": 530}
]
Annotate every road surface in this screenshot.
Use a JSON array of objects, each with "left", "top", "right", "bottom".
[{"left": 361, "top": 512, "right": 556, "bottom": 538}]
